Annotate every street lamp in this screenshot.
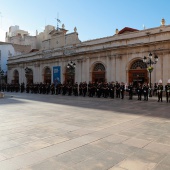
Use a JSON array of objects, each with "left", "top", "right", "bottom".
[
  {"left": 66, "top": 61, "right": 76, "bottom": 84},
  {"left": 67, "top": 61, "right": 76, "bottom": 69},
  {"left": 25, "top": 67, "right": 31, "bottom": 77},
  {"left": 143, "top": 52, "right": 158, "bottom": 97}
]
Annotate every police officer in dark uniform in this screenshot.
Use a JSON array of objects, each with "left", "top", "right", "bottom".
[
  {"left": 120, "top": 82, "right": 125, "bottom": 99},
  {"left": 26, "top": 83, "right": 30, "bottom": 93},
  {"left": 128, "top": 82, "right": 133, "bottom": 100},
  {"left": 73, "top": 82, "right": 78, "bottom": 96},
  {"left": 39, "top": 83, "right": 42, "bottom": 94},
  {"left": 67, "top": 83, "right": 72, "bottom": 96},
  {"left": 137, "top": 83, "right": 142, "bottom": 100},
  {"left": 103, "top": 83, "right": 109, "bottom": 98},
  {"left": 157, "top": 79, "right": 163, "bottom": 102},
  {"left": 143, "top": 83, "right": 149, "bottom": 101},
  {"left": 62, "top": 83, "right": 67, "bottom": 95},
  {"left": 153, "top": 83, "right": 158, "bottom": 96},
  {"left": 109, "top": 82, "right": 115, "bottom": 99},
  {"left": 42, "top": 83, "right": 46, "bottom": 94},
  {"left": 79, "top": 82, "right": 82, "bottom": 96},
  {"left": 51, "top": 83, "right": 55, "bottom": 95},
  {"left": 165, "top": 79, "right": 170, "bottom": 103},
  {"left": 82, "top": 82, "right": 87, "bottom": 97},
  {"left": 91, "top": 82, "right": 96, "bottom": 97},
  {"left": 116, "top": 82, "right": 120, "bottom": 98},
  {"left": 21, "top": 82, "right": 25, "bottom": 93},
  {"left": 88, "top": 82, "right": 92, "bottom": 97},
  {"left": 96, "top": 82, "right": 102, "bottom": 98},
  {"left": 55, "top": 83, "right": 59, "bottom": 95}
]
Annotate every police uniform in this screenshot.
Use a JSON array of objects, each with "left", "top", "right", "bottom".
[
  {"left": 96, "top": 83, "right": 102, "bottom": 98},
  {"left": 82, "top": 82, "right": 87, "bottom": 97},
  {"left": 128, "top": 83, "right": 133, "bottom": 100},
  {"left": 157, "top": 79, "right": 163, "bottom": 102},
  {"left": 88, "top": 82, "right": 92, "bottom": 97},
  {"left": 79, "top": 83, "right": 82, "bottom": 96},
  {"left": 120, "top": 82, "right": 125, "bottom": 99},
  {"left": 116, "top": 82, "right": 120, "bottom": 98},
  {"left": 73, "top": 83, "right": 78, "bottom": 96},
  {"left": 165, "top": 79, "right": 170, "bottom": 103},
  {"left": 143, "top": 83, "right": 149, "bottom": 101},
  {"left": 109, "top": 82, "right": 115, "bottom": 99},
  {"left": 51, "top": 83, "right": 55, "bottom": 95},
  {"left": 137, "top": 83, "right": 142, "bottom": 100},
  {"left": 153, "top": 83, "right": 158, "bottom": 96}
]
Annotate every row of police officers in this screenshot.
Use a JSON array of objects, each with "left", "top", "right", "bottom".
[{"left": 1, "top": 79, "right": 170, "bottom": 102}]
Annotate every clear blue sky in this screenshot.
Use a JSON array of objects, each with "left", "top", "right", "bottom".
[{"left": 0, "top": 0, "right": 170, "bottom": 41}]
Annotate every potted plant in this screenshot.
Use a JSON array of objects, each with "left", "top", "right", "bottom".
[{"left": 147, "top": 66, "right": 154, "bottom": 72}]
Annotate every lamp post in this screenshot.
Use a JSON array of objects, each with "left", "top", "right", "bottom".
[
  {"left": 25, "top": 67, "right": 31, "bottom": 84},
  {"left": 25, "top": 67, "right": 30, "bottom": 76},
  {"left": 67, "top": 61, "right": 76, "bottom": 69},
  {"left": 143, "top": 52, "right": 158, "bottom": 97},
  {"left": 66, "top": 61, "right": 76, "bottom": 84}
]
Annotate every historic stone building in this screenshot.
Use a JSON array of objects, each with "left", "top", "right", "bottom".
[{"left": 7, "top": 19, "right": 170, "bottom": 85}]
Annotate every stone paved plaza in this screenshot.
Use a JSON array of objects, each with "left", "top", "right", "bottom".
[{"left": 0, "top": 93, "right": 170, "bottom": 170}]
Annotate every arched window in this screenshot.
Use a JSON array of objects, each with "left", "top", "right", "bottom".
[
  {"left": 130, "top": 60, "right": 147, "bottom": 69},
  {"left": 93, "top": 63, "right": 105, "bottom": 71},
  {"left": 44, "top": 67, "right": 51, "bottom": 84}
]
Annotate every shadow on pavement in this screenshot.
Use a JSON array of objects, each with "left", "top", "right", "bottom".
[{"left": 1, "top": 92, "right": 170, "bottom": 120}]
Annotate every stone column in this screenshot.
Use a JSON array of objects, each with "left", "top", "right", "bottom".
[
  {"left": 86, "top": 57, "right": 90, "bottom": 83},
  {"left": 110, "top": 55, "right": 116, "bottom": 82},
  {"left": 162, "top": 52, "right": 169, "bottom": 85},
  {"left": 106, "top": 56, "right": 110, "bottom": 82},
  {"left": 34, "top": 63, "right": 40, "bottom": 83},
  {"left": 19, "top": 66, "right": 23, "bottom": 84},
  {"left": 61, "top": 60, "right": 65, "bottom": 83},
  {"left": 7, "top": 68, "right": 12, "bottom": 83},
  {"left": 75, "top": 60, "right": 79, "bottom": 83},
  {"left": 82, "top": 59, "right": 85, "bottom": 82},
  {"left": 76, "top": 59, "right": 83, "bottom": 83}
]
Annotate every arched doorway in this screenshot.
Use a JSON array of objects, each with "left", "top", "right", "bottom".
[
  {"left": 44, "top": 67, "right": 51, "bottom": 84},
  {"left": 65, "top": 66, "right": 75, "bottom": 84},
  {"left": 92, "top": 63, "right": 105, "bottom": 83},
  {"left": 128, "top": 59, "right": 148, "bottom": 87},
  {"left": 26, "top": 69, "right": 33, "bottom": 84},
  {"left": 13, "top": 70, "right": 19, "bottom": 84}
]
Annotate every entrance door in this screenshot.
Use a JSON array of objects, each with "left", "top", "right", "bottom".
[
  {"left": 128, "top": 59, "right": 148, "bottom": 86},
  {"left": 92, "top": 72, "right": 105, "bottom": 83},
  {"left": 129, "top": 70, "right": 148, "bottom": 86},
  {"left": 92, "top": 63, "right": 105, "bottom": 83}
]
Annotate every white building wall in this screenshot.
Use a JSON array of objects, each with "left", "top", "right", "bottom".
[{"left": 0, "top": 44, "right": 15, "bottom": 72}]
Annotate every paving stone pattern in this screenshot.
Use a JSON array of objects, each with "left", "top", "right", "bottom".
[{"left": 0, "top": 93, "right": 170, "bottom": 170}]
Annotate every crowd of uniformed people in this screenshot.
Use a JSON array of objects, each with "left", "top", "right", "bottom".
[{"left": 0, "top": 80, "right": 170, "bottom": 103}]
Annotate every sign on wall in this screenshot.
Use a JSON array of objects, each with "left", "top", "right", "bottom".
[{"left": 53, "top": 66, "right": 61, "bottom": 85}]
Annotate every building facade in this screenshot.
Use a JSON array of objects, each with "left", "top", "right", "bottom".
[{"left": 7, "top": 19, "right": 170, "bottom": 85}]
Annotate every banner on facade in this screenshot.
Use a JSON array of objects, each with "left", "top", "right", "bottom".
[{"left": 53, "top": 66, "right": 61, "bottom": 85}]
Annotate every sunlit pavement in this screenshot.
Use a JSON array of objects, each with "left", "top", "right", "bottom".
[{"left": 0, "top": 92, "right": 170, "bottom": 170}]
